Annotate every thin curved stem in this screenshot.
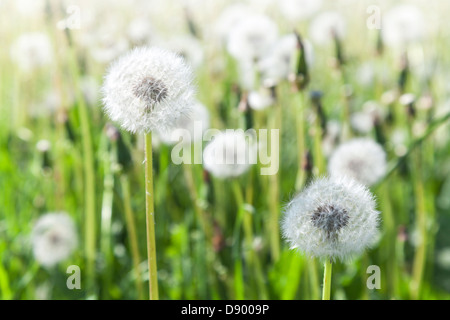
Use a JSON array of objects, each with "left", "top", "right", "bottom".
[{"left": 145, "top": 132, "right": 159, "bottom": 300}]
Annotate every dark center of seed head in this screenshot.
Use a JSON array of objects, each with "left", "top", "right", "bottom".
[
  {"left": 311, "top": 204, "right": 349, "bottom": 240},
  {"left": 133, "top": 76, "right": 168, "bottom": 112}
]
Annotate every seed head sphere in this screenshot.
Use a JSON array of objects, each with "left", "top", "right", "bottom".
[
  {"left": 102, "top": 47, "right": 196, "bottom": 134},
  {"left": 281, "top": 176, "right": 380, "bottom": 261}
]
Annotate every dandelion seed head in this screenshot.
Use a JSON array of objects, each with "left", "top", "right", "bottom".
[
  {"left": 10, "top": 32, "right": 53, "bottom": 72},
  {"left": 278, "top": 0, "right": 322, "bottom": 22},
  {"left": 226, "top": 13, "right": 278, "bottom": 62},
  {"left": 382, "top": 5, "right": 425, "bottom": 48},
  {"left": 309, "top": 11, "right": 346, "bottom": 46},
  {"left": 36, "top": 139, "right": 51, "bottom": 153},
  {"left": 258, "top": 34, "right": 314, "bottom": 85},
  {"left": 281, "top": 176, "right": 379, "bottom": 261},
  {"left": 102, "top": 46, "right": 196, "bottom": 134},
  {"left": 248, "top": 87, "right": 274, "bottom": 111},
  {"left": 31, "top": 212, "right": 78, "bottom": 268},
  {"left": 203, "top": 130, "right": 257, "bottom": 178},
  {"left": 328, "top": 138, "right": 387, "bottom": 186},
  {"left": 159, "top": 35, "right": 204, "bottom": 70}
]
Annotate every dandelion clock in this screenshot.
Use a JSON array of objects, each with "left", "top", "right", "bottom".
[
  {"left": 281, "top": 176, "right": 380, "bottom": 299},
  {"left": 102, "top": 46, "right": 196, "bottom": 300}
]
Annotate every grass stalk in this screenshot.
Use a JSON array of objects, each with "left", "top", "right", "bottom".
[{"left": 120, "top": 174, "right": 145, "bottom": 300}]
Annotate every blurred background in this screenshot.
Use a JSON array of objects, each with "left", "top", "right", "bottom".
[{"left": 1, "top": 0, "right": 450, "bottom": 300}]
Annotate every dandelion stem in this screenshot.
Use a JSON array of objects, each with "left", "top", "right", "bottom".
[
  {"left": 322, "top": 259, "right": 333, "bottom": 300},
  {"left": 100, "top": 138, "right": 114, "bottom": 295},
  {"left": 144, "top": 132, "right": 159, "bottom": 300},
  {"left": 308, "top": 259, "right": 320, "bottom": 300}
]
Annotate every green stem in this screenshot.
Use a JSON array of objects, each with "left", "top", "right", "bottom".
[
  {"left": 144, "top": 132, "right": 159, "bottom": 300},
  {"left": 100, "top": 138, "right": 114, "bottom": 296},
  {"left": 376, "top": 112, "right": 450, "bottom": 186},
  {"left": 232, "top": 180, "right": 268, "bottom": 299},
  {"left": 309, "top": 259, "right": 320, "bottom": 300},
  {"left": 267, "top": 96, "right": 282, "bottom": 261},
  {"left": 313, "top": 114, "right": 325, "bottom": 175},
  {"left": 121, "top": 174, "right": 145, "bottom": 300},
  {"left": 66, "top": 43, "right": 96, "bottom": 295},
  {"left": 295, "top": 90, "right": 306, "bottom": 191},
  {"left": 322, "top": 259, "right": 332, "bottom": 300},
  {"left": 411, "top": 150, "right": 426, "bottom": 300}
]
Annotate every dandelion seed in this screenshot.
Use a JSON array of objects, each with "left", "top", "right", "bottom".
[
  {"left": 31, "top": 212, "right": 78, "bottom": 268},
  {"left": 102, "top": 46, "right": 196, "bottom": 134},
  {"left": 281, "top": 176, "right": 379, "bottom": 262},
  {"left": 328, "top": 138, "right": 387, "bottom": 186}
]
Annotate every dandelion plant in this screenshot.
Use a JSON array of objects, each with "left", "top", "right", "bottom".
[{"left": 102, "top": 46, "right": 196, "bottom": 299}]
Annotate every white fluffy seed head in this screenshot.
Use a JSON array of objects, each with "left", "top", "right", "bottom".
[
  {"left": 281, "top": 176, "right": 380, "bottom": 261},
  {"left": 203, "top": 130, "right": 257, "bottom": 178},
  {"left": 10, "top": 32, "right": 53, "bottom": 72},
  {"left": 248, "top": 87, "right": 274, "bottom": 111},
  {"left": 278, "top": 0, "right": 322, "bottom": 22},
  {"left": 382, "top": 5, "right": 425, "bottom": 48},
  {"left": 31, "top": 212, "right": 78, "bottom": 268},
  {"left": 102, "top": 46, "right": 196, "bottom": 134},
  {"left": 309, "top": 11, "right": 346, "bottom": 46},
  {"left": 226, "top": 13, "right": 278, "bottom": 62},
  {"left": 258, "top": 34, "right": 314, "bottom": 85},
  {"left": 328, "top": 138, "right": 387, "bottom": 186}
]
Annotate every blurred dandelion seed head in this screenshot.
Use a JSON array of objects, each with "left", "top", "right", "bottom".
[
  {"left": 382, "top": 4, "right": 426, "bottom": 48},
  {"left": 203, "top": 130, "right": 257, "bottom": 178},
  {"left": 10, "top": 32, "right": 53, "bottom": 72},
  {"left": 309, "top": 11, "right": 346, "bottom": 46},
  {"left": 226, "top": 13, "right": 278, "bottom": 62},
  {"left": 328, "top": 138, "right": 387, "bottom": 186},
  {"left": 31, "top": 212, "right": 78, "bottom": 268}
]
